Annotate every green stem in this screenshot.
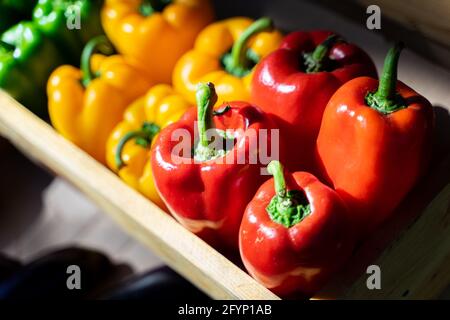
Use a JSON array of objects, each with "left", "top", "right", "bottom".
[
  {"left": 139, "top": 0, "right": 171, "bottom": 16},
  {"left": 193, "top": 83, "right": 233, "bottom": 161},
  {"left": 212, "top": 105, "right": 231, "bottom": 116},
  {"left": 312, "top": 35, "right": 339, "bottom": 61},
  {"left": 81, "top": 36, "right": 114, "bottom": 87},
  {"left": 223, "top": 17, "right": 273, "bottom": 77},
  {"left": 267, "top": 160, "right": 287, "bottom": 198},
  {"left": 196, "top": 82, "right": 217, "bottom": 148},
  {"left": 115, "top": 122, "right": 160, "bottom": 169},
  {"left": 365, "top": 42, "right": 406, "bottom": 114},
  {"left": 266, "top": 160, "right": 311, "bottom": 228},
  {"left": 304, "top": 34, "right": 341, "bottom": 73},
  {"left": 231, "top": 17, "right": 272, "bottom": 70},
  {"left": 375, "top": 42, "right": 404, "bottom": 101}
]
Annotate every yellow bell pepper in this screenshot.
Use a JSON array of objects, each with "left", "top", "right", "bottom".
[
  {"left": 48, "top": 36, "right": 155, "bottom": 164},
  {"left": 106, "top": 84, "right": 191, "bottom": 208},
  {"left": 101, "top": 0, "right": 214, "bottom": 84},
  {"left": 172, "top": 17, "right": 283, "bottom": 105}
]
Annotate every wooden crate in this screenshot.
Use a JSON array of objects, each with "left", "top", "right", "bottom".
[{"left": 1, "top": 0, "right": 450, "bottom": 299}]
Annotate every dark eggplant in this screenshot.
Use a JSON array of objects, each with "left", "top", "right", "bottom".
[
  {"left": 0, "top": 253, "right": 21, "bottom": 282},
  {"left": 98, "top": 266, "right": 210, "bottom": 300},
  {"left": 0, "top": 247, "right": 132, "bottom": 299}
]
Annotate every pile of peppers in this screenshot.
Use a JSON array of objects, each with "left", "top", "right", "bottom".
[
  {"left": 0, "top": 0, "right": 105, "bottom": 116},
  {"left": 2, "top": 0, "right": 435, "bottom": 299}
]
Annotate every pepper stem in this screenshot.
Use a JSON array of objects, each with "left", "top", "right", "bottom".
[
  {"left": 213, "top": 105, "right": 231, "bottom": 116},
  {"left": 304, "top": 34, "right": 341, "bottom": 73},
  {"left": 231, "top": 17, "right": 273, "bottom": 70},
  {"left": 196, "top": 82, "right": 217, "bottom": 148},
  {"left": 115, "top": 122, "right": 160, "bottom": 169},
  {"left": 267, "top": 160, "right": 287, "bottom": 198},
  {"left": 139, "top": 0, "right": 171, "bottom": 16},
  {"left": 365, "top": 42, "right": 406, "bottom": 114},
  {"left": 223, "top": 17, "right": 273, "bottom": 77},
  {"left": 81, "top": 36, "right": 114, "bottom": 87},
  {"left": 194, "top": 83, "right": 233, "bottom": 161},
  {"left": 376, "top": 42, "right": 403, "bottom": 101},
  {"left": 266, "top": 160, "right": 311, "bottom": 228}
]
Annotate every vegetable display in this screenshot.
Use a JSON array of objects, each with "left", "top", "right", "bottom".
[
  {"left": 316, "top": 43, "right": 434, "bottom": 237},
  {"left": 106, "top": 84, "right": 191, "bottom": 208},
  {"left": 251, "top": 31, "right": 377, "bottom": 171},
  {"left": 1, "top": 0, "right": 437, "bottom": 299},
  {"left": 151, "top": 83, "right": 281, "bottom": 251},
  {"left": 239, "top": 161, "right": 353, "bottom": 297},
  {"left": 101, "top": 0, "right": 214, "bottom": 83},
  {"left": 48, "top": 36, "right": 155, "bottom": 163},
  {"left": 172, "top": 17, "right": 283, "bottom": 104}
]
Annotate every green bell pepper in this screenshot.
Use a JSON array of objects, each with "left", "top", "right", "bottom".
[
  {"left": 32, "top": 0, "right": 104, "bottom": 64},
  {"left": 0, "top": 22, "right": 64, "bottom": 116}
]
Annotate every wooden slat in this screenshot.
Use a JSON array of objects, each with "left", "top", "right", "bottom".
[
  {"left": 314, "top": 151, "right": 450, "bottom": 299},
  {"left": 342, "top": 184, "right": 450, "bottom": 299},
  {"left": 0, "top": 90, "right": 279, "bottom": 300},
  {"left": 325, "top": 184, "right": 450, "bottom": 299}
]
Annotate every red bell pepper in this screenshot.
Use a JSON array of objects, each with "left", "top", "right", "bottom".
[
  {"left": 151, "top": 83, "right": 281, "bottom": 251},
  {"left": 251, "top": 30, "right": 377, "bottom": 172},
  {"left": 316, "top": 43, "right": 434, "bottom": 238},
  {"left": 239, "top": 160, "right": 353, "bottom": 298}
]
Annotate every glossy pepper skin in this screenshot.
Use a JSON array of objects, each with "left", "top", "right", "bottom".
[
  {"left": 316, "top": 44, "right": 434, "bottom": 237},
  {"left": 33, "top": 0, "right": 104, "bottom": 64},
  {"left": 151, "top": 83, "right": 281, "bottom": 251},
  {"left": 106, "top": 84, "right": 191, "bottom": 209},
  {"left": 173, "top": 17, "right": 283, "bottom": 105},
  {"left": 48, "top": 36, "right": 155, "bottom": 164},
  {"left": 251, "top": 31, "right": 377, "bottom": 172},
  {"left": 239, "top": 161, "right": 353, "bottom": 298},
  {"left": 0, "top": 22, "right": 64, "bottom": 116},
  {"left": 101, "top": 0, "right": 214, "bottom": 84}
]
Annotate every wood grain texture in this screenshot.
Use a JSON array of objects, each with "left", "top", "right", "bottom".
[
  {"left": 314, "top": 151, "right": 450, "bottom": 299},
  {"left": 354, "top": 0, "right": 450, "bottom": 49},
  {"left": 0, "top": 90, "right": 279, "bottom": 300},
  {"left": 323, "top": 184, "right": 450, "bottom": 299}
]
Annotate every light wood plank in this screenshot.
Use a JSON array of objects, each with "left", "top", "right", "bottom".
[
  {"left": 315, "top": 153, "right": 450, "bottom": 299},
  {"left": 341, "top": 183, "right": 450, "bottom": 299},
  {"left": 0, "top": 90, "right": 279, "bottom": 300}
]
